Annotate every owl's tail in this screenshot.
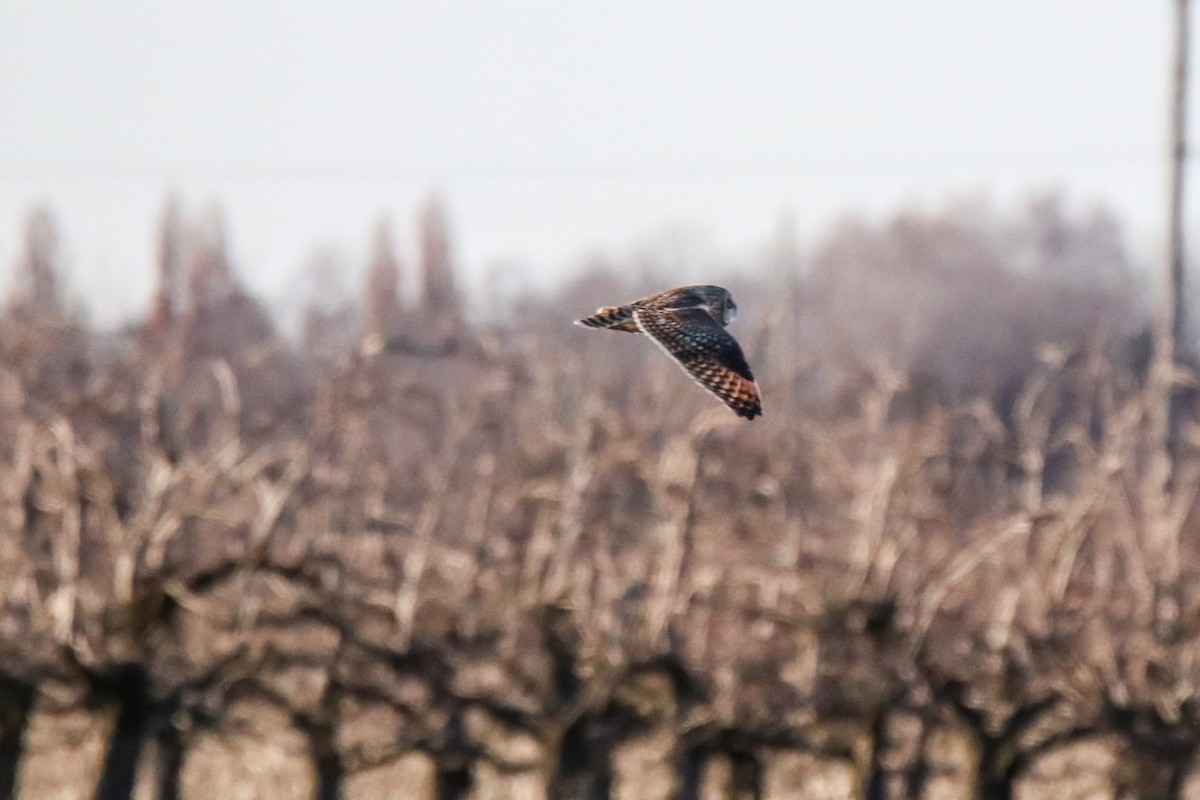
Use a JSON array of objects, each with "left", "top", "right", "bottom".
[{"left": 574, "top": 304, "right": 641, "bottom": 332}]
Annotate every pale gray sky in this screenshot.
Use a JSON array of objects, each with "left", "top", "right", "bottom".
[{"left": 0, "top": 1, "right": 1186, "bottom": 323}]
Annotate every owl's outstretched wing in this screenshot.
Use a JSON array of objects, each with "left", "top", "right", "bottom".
[
  {"left": 634, "top": 306, "right": 762, "bottom": 419},
  {"left": 574, "top": 302, "right": 641, "bottom": 332}
]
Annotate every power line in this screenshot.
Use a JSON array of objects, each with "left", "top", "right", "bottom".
[{"left": 0, "top": 150, "right": 1163, "bottom": 183}]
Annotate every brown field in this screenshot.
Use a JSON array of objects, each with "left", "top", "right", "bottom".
[{"left": 2, "top": 196, "right": 1200, "bottom": 799}]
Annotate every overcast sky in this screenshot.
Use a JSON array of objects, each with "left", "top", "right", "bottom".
[{"left": 0, "top": 1, "right": 1188, "bottom": 323}]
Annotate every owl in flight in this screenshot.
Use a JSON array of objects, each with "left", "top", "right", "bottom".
[{"left": 575, "top": 285, "right": 762, "bottom": 419}]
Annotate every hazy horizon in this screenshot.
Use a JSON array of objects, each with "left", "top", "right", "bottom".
[{"left": 0, "top": 1, "right": 1187, "bottom": 324}]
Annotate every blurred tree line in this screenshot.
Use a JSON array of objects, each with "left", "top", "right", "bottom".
[{"left": 0, "top": 192, "right": 1197, "bottom": 800}]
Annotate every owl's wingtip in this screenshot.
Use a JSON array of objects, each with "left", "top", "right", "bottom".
[{"left": 733, "top": 391, "right": 763, "bottom": 420}]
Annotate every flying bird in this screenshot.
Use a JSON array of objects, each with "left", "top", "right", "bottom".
[{"left": 574, "top": 285, "right": 762, "bottom": 419}]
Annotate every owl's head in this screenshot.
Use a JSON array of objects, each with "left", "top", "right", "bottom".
[
  {"left": 694, "top": 285, "right": 737, "bottom": 326},
  {"left": 722, "top": 294, "right": 738, "bottom": 324}
]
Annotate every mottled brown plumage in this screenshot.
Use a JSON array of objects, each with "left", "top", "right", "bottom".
[{"left": 575, "top": 285, "right": 762, "bottom": 419}]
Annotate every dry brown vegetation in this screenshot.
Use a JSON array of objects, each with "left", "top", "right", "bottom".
[{"left": 1, "top": 194, "right": 1198, "bottom": 800}]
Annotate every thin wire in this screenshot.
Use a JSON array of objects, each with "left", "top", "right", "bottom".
[{"left": 0, "top": 150, "right": 1161, "bottom": 183}]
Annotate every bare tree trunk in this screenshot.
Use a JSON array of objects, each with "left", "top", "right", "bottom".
[
  {"left": 549, "top": 715, "right": 615, "bottom": 800},
  {"left": 155, "top": 717, "right": 183, "bottom": 800},
  {"left": 436, "top": 765, "right": 473, "bottom": 800},
  {"left": 92, "top": 666, "right": 150, "bottom": 800},
  {"left": 0, "top": 679, "right": 34, "bottom": 800}
]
